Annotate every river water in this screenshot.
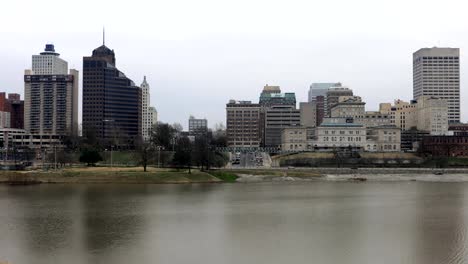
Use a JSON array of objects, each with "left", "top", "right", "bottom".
[{"left": 1, "top": 181, "right": 468, "bottom": 264}]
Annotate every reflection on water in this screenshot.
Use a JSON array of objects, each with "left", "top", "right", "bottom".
[{"left": 1, "top": 182, "right": 468, "bottom": 264}]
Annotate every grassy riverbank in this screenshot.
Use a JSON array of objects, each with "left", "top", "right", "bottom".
[{"left": 0, "top": 167, "right": 223, "bottom": 184}]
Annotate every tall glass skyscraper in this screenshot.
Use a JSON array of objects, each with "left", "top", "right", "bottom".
[{"left": 82, "top": 42, "right": 141, "bottom": 145}]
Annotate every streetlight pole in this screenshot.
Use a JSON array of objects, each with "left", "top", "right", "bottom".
[
  {"left": 54, "top": 144, "right": 57, "bottom": 170},
  {"left": 158, "top": 146, "right": 161, "bottom": 168},
  {"left": 111, "top": 145, "right": 113, "bottom": 168}
]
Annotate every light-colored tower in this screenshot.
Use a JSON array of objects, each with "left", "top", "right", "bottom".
[
  {"left": 24, "top": 44, "right": 79, "bottom": 135},
  {"left": 32, "top": 44, "right": 68, "bottom": 75},
  {"left": 141, "top": 76, "right": 150, "bottom": 140},
  {"left": 413, "top": 47, "right": 460, "bottom": 123},
  {"left": 140, "top": 76, "right": 157, "bottom": 141}
]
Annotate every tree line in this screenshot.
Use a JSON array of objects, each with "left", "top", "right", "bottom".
[{"left": 59, "top": 122, "right": 229, "bottom": 171}]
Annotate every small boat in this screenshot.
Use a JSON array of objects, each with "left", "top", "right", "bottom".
[{"left": 433, "top": 171, "right": 444, "bottom": 176}]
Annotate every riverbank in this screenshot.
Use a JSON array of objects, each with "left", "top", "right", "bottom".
[
  {"left": 3, "top": 166, "right": 468, "bottom": 185},
  {"left": 0, "top": 167, "right": 223, "bottom": 184}
]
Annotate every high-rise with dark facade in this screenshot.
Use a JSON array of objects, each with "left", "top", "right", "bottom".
[{"left": 82, "top": 42, "right": 142, "bottom": 145}]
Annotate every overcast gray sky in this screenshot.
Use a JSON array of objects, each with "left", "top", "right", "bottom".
[{"left": 2, "top": 0, "right": 467, "bottom": 129}]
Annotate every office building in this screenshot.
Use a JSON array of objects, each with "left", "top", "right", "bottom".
[
  {"left": 281, "top": 127, "right": 309, "bottom": 151},
  {"left": 299, "top": 102, "right": 316, "bottom": 127},
  {"left": 82, "top": 40, "right": 142, "bottom": 144},
  {"left": 413, "top": 47, "right": 460, "bottom": 123},
  {"left": 315, "top": 95, "right": 325, "bottom": 126},
  {"left": 365, "top": 126, "right": 401, "bottom": 152},
  {"left": 379, "top": 97, "right": 448, "bottom": 135},
  {"left": 259, "top": 85, "right": 296, "bottom": 107},
  {"left": 308, "top": 82, "right": 341, "bottom": 103},
  {"left": 226, "top": 100, "right": 261, "bottom": 147},
  {"left": 415, "top": 96, "right": 448, "bottom": 135},
  {"left": 326, "top": 86, "right": 353, "bottom": 116},
  {"left": 24, "top": 44, "right": 79, "bottom": 136},
  {"left": 330, "top": 96, "right": 365, "bottom": 118},
  {"left": 0, "top": 93, "right": 24, "bottom": 129},
  {"left": 188, "top": 116, "right": 208, "bottom": 137},
  {"left": 148, "top": 106, "right": 158, "bottom": 131},
  {"left": 263, "top": 105, "right": 301, "bottom": 148}
]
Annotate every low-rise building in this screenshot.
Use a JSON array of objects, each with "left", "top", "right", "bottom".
[
  {"left": 0, "top": 128, "right": 64, "bottom": 150},
  {"left": 448, "top": 123, "right": 468, "bottom": 136},
  {"left": 400, "top": 130, "right": 429, "bottom": 152},
  {"left": 311, "top": 118, "right": 367, "bottom": 151},
  {"left": 281, "top": 127, "right": 309, "bottom": 152},
  {"left": 365, "top": 126, "right": 401, "bottom": 152},
  {"left": 421, "top": 135, "right": 468, "bottom": 157}
]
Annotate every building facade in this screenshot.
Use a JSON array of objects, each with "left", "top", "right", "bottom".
[
  {"left": 281, "top": 127, "right": 309, "bottom": 151},
  {"left": 82, "top": 42, "right": 142, "bottom": 145},
  {"left": 315, "top": 96, "right": 325, "bottom": 126},
  {"left": 0, "top": 93, "right": 23, "bottom": 129},
  {"left": 299, "top": 102, "right": 316, "bottom": 127},
  {"left": 365, "top": 126, "right": 401, "bottom": 152},
  {"left": 325, "top": 87, "right": 353, "bottom": 117},
  {"left": 415, "top": 96, "right": 448, "bottom": 135},
  {"left": 379, "top": 97, "right": 448, "bottom": 135},
  {"left": 24, "top": 44, "right": 79, "bottom": 136},
  {"left": 31, "top": 44, "right": 67, "bottom": 75},
  {"left": 263, "top": 105, "right": 301, "bottom": 148},
  {"left": 226, "top": 100, "right": 261, "bottom": 147},
  {"left": 188, "top": 116, "right": 208, "bottom": 136},
  {"left": 413, "top": 47, "right": 460, "bottom": 123},
  {"left": 140, "top": 76, "right": 157, "bottom": 141},
  {"left": 312, "top": 121, "right": 367, "bottom": 150},
  {"left": 329, "top": 96, "right": 365, "bottom": 118},
  {"left": 353, "top": 112, "right": 392, "bottom": 127},
  {"left": 308, "top": 82, "right": 341, "bottom": 103},
  {"left": 421, "top": 135, "right": 468, "bottom": 157}
]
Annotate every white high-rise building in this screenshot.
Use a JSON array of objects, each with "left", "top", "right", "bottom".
[
  {"left": 32, "top": 44, "right": 68, "bottom": 75},
  {"left": 413, "top": 47, "right": 460, "bottom": 123},
  {"left": 141, "top": 76, "right": 158, "bottom": 141},
  {"left": 24, "top": 44, "right": 79, "bottom": 135}
]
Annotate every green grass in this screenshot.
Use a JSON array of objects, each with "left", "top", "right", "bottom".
[
  {"left": 207, "top": 171, "right": 239, "bottom": 182},
  {"left": 0, "top": 168, "right": 221, "bottom": 184}
]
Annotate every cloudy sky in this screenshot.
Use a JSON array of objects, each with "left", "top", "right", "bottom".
[{"left": 2, "top": 0, "right": 467, "bottom": 129}]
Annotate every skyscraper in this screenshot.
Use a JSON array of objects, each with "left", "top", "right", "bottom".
[
  {"left": 140, "top": 76, "right": 157, "bottom": 141},
  {"left": 82, "top": 40, "right": 142, "bottom": 145},
  {"left": 413, "top": 47, "right": 460, "bottom": 123},
  {"left": 24, "top": 44, "right": 79, "bottom": 135}
]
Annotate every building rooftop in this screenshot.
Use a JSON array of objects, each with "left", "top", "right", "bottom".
[{"left": 320, "top": 123, "right": 363, "bottom": 128}]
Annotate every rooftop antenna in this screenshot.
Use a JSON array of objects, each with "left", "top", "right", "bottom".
[{"left": 103, "top": 27, "right": 105, "bottom": 45}]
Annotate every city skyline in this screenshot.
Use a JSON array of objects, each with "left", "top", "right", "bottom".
[{"left": 2, "top": 0, "right": 468, "bottom": 127}]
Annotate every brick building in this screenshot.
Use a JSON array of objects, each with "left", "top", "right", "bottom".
[{"left": 421, "top": 136, "right": 468, "bottom": 157}]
